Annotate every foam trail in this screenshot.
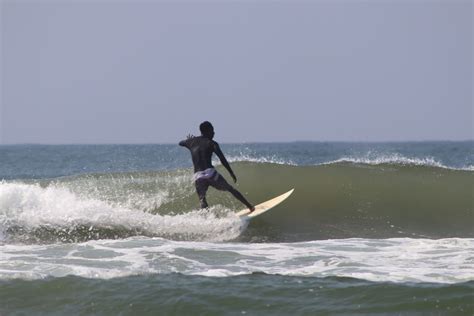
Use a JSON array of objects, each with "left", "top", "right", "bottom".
[
  {"left": 0, "top": 182, "right": 245, "bottom": 243},
  {"left": 0, "top": 237, "right": 472, "bottom": 284}
]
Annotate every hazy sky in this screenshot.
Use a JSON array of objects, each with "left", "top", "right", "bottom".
[{"left": 1, "top": 0, "right": 472, "bottom": 144}]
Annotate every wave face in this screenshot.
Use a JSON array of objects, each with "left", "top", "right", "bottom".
[
  {"left": 1, "top": 162, "right": 472, "bottom": 243},
  {"left": 230, "top": 162, "right": 473, "bottom": 241}
]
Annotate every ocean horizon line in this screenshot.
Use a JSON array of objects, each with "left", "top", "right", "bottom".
[{"left": 1, "top": 139, "right": 473, "bottom": 146}]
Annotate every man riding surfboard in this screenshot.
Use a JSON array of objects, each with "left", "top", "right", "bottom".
[{"left": 179, "top": 121, "right": 255, "bottom": 212}]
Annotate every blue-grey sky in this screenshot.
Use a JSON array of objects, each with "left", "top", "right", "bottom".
[{"left": 1, "top": 0, "right": 472, "bottom": 144}]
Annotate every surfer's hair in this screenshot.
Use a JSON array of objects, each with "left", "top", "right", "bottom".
[{"left": 199, "top": 121, "right": 214, "bottom": 136}]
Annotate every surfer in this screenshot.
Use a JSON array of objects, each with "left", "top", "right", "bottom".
[{"left": 179, "top": 121, "right": 255, "bottom": 212}]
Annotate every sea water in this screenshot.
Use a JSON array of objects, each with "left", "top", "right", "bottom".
[{"left": 0, "top": 142, "right": 473, "bottom": 314}]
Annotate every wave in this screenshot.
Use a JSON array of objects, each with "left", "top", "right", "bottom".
[{"left": 0, "top": 161, "right": 472, "bottom": 243}]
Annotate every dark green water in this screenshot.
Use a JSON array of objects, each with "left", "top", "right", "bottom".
[{"left": 1, "top": 274, "right": 473, "bottom": 315}]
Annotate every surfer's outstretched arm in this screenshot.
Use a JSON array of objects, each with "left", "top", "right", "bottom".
[
  {"left": 179, "top": 134, "right": 194, "bottom": 148},
  {"left": 213, "top": 142, "right": 237, "bottom": 182}
]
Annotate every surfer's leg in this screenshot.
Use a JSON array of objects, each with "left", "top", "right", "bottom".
[
  {"left": 228, "top": 187, "right": 255, "bottom": 212},
  {"left": 195, "top": 179, "right": 209, "bottom": 208},
  {"left": 212, "top": 175, "right": 255, "bottom": 211}
]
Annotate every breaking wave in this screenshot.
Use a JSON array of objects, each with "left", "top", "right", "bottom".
[{"left": 0, "top": 160, "right": 472, "bottom": 243}]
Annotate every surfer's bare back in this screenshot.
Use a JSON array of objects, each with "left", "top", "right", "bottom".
[{"left": 179, "top": 121, "right": 255, "bottom": 212}]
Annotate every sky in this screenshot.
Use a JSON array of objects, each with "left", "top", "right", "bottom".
[{"left": 1, "top": 0, "right": 472, "bottom": 144}]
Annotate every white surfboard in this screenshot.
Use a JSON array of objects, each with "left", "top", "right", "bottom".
[{"left": 236, "top": 189, "right": 294, "bottom": 219}]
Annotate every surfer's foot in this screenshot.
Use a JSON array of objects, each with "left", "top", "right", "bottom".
[{"left": 249, "top": 206, "right": 255, "bottom": 213}]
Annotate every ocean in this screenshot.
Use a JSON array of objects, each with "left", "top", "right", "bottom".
[{"left": 0, "top": 141, "right": 473, "bottom": 315}]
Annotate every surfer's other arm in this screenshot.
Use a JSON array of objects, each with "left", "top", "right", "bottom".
[{"left": 213, "top": 142, "right": 237, "bottom": 183}]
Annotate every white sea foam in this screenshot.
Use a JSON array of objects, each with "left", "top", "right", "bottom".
[
  {"left": 322, "top": 154, "right": 472, "bottom": 171},
  {"left": 216, "top": 154, "right": 296, "bottom": 166},
  {"left": 215, "top": 152, "right": 472, "bottom": 171},
  {"left": 0, "top": 237, "right": 472, "bottom": 284},
  {"left": 59, "top": 171, "right": 194, "bottom": 212},
  {"left": 0, "top": 182, "right": 244, "bottom": 243}
]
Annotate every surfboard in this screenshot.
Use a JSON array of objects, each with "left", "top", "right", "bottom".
[{"left": 236, "top": 189, "right": 294, "bottom": 219}]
